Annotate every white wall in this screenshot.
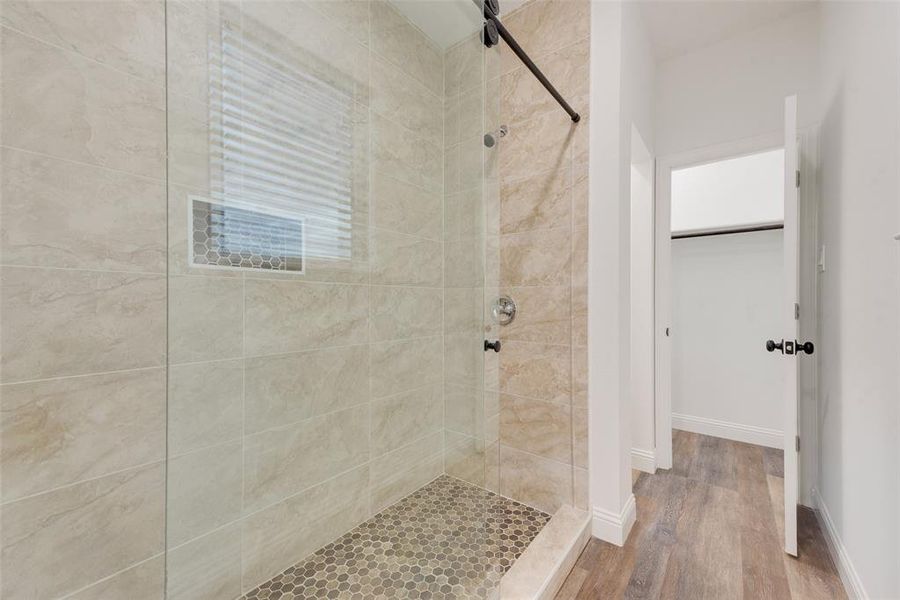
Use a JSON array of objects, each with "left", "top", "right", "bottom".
[
  {"left": 621, "top": 3, "right": 657, "bottom": 475},
  {"left": 630, "top": 128, "right": 655, "bottom": 469},
  {"left": 671, "top": 230, "right": 785, "bottom": 443},
  {"left": 671, "top": 149, "right": 784, "bottom": 233},
  {"left": 654, "top": 7, "right": 820, "bottom": 156},
  {"left": 588, "top": 0, "right": 631, "bottom": 544},
  {"left": 816, "top": 3, "right": 900, "bottom": 598},
  {"left": 588, "top": 0, "right": 656, "bottom": 543}
]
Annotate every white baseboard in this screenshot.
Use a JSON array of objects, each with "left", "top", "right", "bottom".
[
  {"left": 631, "top": 448, "right": 656, "bottom": 473},
  {"left": 671, "top": 413, "right": 783, "bottom": 449},
  {"left": 592, "top": 494, "right": 636, "bottom": 546},
  {"left": 812, "top": 488, "right": 868, "bottom": 600}
]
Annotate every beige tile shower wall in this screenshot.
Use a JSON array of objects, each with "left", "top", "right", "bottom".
[
  {"left": 488, "top": 0, "right": 591, "bottom": 515},
  {"left": 0, "top": 0, "right": 168, "bottom": 598},
  {"left": 164, "top": 0, "right": 446, "bottom": 597}
]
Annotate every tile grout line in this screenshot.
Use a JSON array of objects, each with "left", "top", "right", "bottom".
[
  {"left": 0, "top": 144, "right": 168, "bottom": 184},
  {"left": 1, "top": 458, "right": 165, "bottom": 508},
  {"left": 0, "top": 263, "right": 166, "bottom": 277},
  {"left": 55, "top": 552, "right": 166, "bottom": 600},
  {"left": 0, "top": 23, "right": 166, "bottom": 87}
]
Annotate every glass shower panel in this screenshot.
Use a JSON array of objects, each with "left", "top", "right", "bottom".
[{"left": 164, "top": 1, "right": 517, "bottom": 598}]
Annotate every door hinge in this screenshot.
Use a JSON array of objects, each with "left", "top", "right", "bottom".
[
  {"left": 795, "top": 435, "right": 800, "bottom": 452},
  {"left": 794, "top": 303, "right": 800, "bottom": 320},
  {"left": 796, "top": 170, "right": 801, "bottom": 188}
]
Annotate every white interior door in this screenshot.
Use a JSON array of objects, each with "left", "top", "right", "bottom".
[
  {"left": 782, "top": 95, "right": 800, "bottom": 557},
  {"left": 654, "top": 159, "right": 673, "bottom": 471}
]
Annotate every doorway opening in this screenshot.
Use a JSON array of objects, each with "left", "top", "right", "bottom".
[
  {"left": 651, "top": 103, "right": 817, "bottom": 557},
  {"left": 669, "top": 147, "right": 787, "bottom": 451}
]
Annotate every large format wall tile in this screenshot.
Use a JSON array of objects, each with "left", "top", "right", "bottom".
[
  {"left": 458, "top": 135, "right": 485, "bottom": 192},
  {"left": 244, "top": 280, "right": 368, "bottom": 356},
  {"left": 0, "top": 147, "right": 166, "bottom": 272},
  {"left": 444, "top": 383, "right": 483, "bottom": 437},
  {"left": 500, "top": 227, "right": 572, "bottom": 287},
  {"left": 370, "top": 452, "right": 443, "bottom": 514},
  {"left": 498, "top": 340, "right": 571, "bottom": 405},
  {"left": 445, "top": 430, "right": 486, "bottom": 486},
  {"left": 68, "top": 556, "right": 164, "bottom": 600},
  {"left": 166, "top": 524, "right": 242, "bottom": 600},
  {"left": 371, "top": 384, "right": 443, "bottom": 457},
  {"left": 1, "top": 27, "right": 166, "bottom": 179},
  {"left": 306, "top": 0, "right": 370, "bottom": 47},
  {"left": 572, "top": 227, "right": 588, "bottom": 289},
  {"left": 0, "top": 368, "right": 165, "bottom": 501},
  {"left": 244, "top": 345, "right": 370, "bottom": 435},
  {"left": 165, "top": 95, "right": 211, "bottom": 190},
  {"left": 241, "top": 0, "right": 369, "bottom": 106},
  {"left": 499, "top": 0, "right": 590, "bottom": 76},
  {"left": 500, "top": 39, "right": 589, "bottom": 126},
  {"left": 166, "top": 441, "right": 242, "bottom": 547},
  {"left": 370, "top": 286, "right": 443, "bottom": 342},
  {"left": 168, "top": 359, "right": 243, "bottom": 456},
  {"left": 498, "top": 110, "right": 576, "bottom": 185},
  {"left": 371, "top": 114, "right": 442, "bottom": 195},
  {"left": 499, "top": 445, "right": 572, "bottom": 514},
  {"left": 573, "top": 407, "right": 588, "bottom": 468},
  {"left": 444, "top": 333, "right": 484, "bottom": 389},
  {"left": 0, "top": 0, "right": 166, "bottom": 84},
  {"left": 444, "top": 188, "right": 485, "bottom": 242},
  {"left": 500, "top": 166, "right": 572, "bottom": 235},
  {"left": 572, "top": 284, "right": 588, "bottom": 346},
  {"left": 241, "top": 465, "right": 370, "bottom": 590},
  {"left": 500, "top": 285, "right": 571, "bottom": 344},
  {"left": 372, "top": 172, "right": 442, "bottom": 240},
  {"left": 371, "top": 55, "right": 442, "bottom": 142},
  {"left": 443, "top": 288, "right": 482, "bottom": 335},
  {"left": 444, "top": 239, "right": 484, "bottom": 288},
  {"left": 499, "top": 394, "right": 572, "bottom": 463},
  {"left": 1, "top": 462, "right": 165, "bottom": 599},
  {"left": 371, "top": 230, "right": 442, "bottom": 287},
  {"left": 574, "top": 466, "right": 588, "bottom": 510},
  {"left": 458, "top": 86, "right": 485, "bottom": 142},
  {"left": 243, "top": 406, "right": 369, "bottom": 512},
  {"left": 444, "top": 34, "right": 483, "bottom": 97},
  {"left": 368, "top": 431, "right": 443, "bottom": 485},
  {"left": 370, "top": 337, "right": 442, "bottom": 399},
  {"left": 572, "top": 347, "right": 588, "bottom": 409},
  {"left": 0, "top": 267, "right": 166, "bottom": 382},
  {"left": 165, "top": 1, "right": 237, "bottom": 104},
  {"left": 370, "top": 0, "right": 442, "bottom": 96},
  {"left": 168, "top": 276, "right": 244, "bottom": 364}
]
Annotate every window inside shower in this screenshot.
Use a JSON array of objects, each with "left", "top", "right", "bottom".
[{"left": 189, "top": 14, "right": 356, "bottom": 274}]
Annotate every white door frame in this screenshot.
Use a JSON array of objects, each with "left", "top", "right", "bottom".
[{"left": 653, "top": 132, "right": 785, "bottom": 470}]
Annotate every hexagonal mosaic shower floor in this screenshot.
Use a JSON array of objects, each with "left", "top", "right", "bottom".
[{"left": 241, "top": 475, "right": 550, "bottom": 600}]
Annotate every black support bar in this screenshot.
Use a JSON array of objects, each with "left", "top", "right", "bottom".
[
  {"left": 475, "top": 0, "right": 581, "bottom": 123},
  {"left": 671, "top": 223, "right": 784, "bottom": 240}
]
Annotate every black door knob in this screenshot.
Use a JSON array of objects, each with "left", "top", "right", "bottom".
[
  {"left": 796, "top": 340, "right": 814, "bottom": 355},
  {"left": 484, "top": 340, "right": 501, "bottom": 353},
  {"left": 766, "top": 339, "right": 784, "bottom": 353}
]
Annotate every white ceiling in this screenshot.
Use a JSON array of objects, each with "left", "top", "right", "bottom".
[
  {"left": 638, "top": 0, "right": 817, "bottom": 61},
  {"left": 389, "top": 0, "right": 527, "bottom": 50}
]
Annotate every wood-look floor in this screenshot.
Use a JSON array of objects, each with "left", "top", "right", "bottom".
[{"left": 555, "top": 431, "right": 847, "bottom": 600}]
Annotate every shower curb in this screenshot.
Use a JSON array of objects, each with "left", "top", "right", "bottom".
[{"left": 498, "top": 505, "right": 592, "bottom": 600}]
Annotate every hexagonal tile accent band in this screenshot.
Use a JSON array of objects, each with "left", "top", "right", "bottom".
[
  {"left": 242, "top": 475, "right": 550, "bottom": 600},
  {"left": 191, "top": 197, "right": 304, "bottom": 273}
]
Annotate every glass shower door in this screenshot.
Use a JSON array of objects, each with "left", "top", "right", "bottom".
[{"left": 163, "top": 1, "right": 522, "bottom": 597}]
